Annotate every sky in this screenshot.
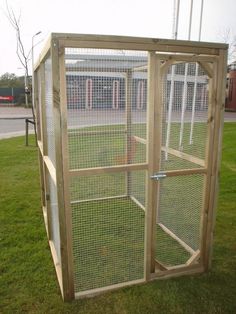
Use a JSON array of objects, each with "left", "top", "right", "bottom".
[{"left": 0, "top": 0, "right": 236, "bottom": 76}]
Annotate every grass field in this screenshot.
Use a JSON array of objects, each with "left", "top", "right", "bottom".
[{"left": 0, "top": 123, "right": 236, "bottom": 313}]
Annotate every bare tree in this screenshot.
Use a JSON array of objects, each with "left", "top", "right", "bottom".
[
  {"left": 5, "top": 0, "right": 31, "bottom": 107},
  {"left": 4, "top": 1, "right": 38, "bottom": 145},
  {"left": 218, "top": 28, "right": 236, "bottom": 64}
]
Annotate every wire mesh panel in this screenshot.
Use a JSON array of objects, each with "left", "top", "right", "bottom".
[
  {"left": 45, "top": 57, "right": 56, "bottom": 166},
  {"left": 65, "top": 48, "right": 147, "bottom": 170},
  {"left": 71, "top": 173, "right": 145, "bottom": 292},
  {"left": 161, "top": 62, "right": 209, "bottom": 171},
  {"left": 156, "top": 174, "right": 204, "bottom": 267},
  {"left": 35, "top": 69, "right": 42, "bottom": 141},
  {"left": 42, "top": 56, "right": 61, "bottom": 265},
  {"left": 154, "top": 59, "right": 211, "bottom": 269},
  {"left": 48, "top": 174, "right": 61, "bottom": 264},
  {"left": 65, "top": 48, "right": 147, "bottom": 294}
]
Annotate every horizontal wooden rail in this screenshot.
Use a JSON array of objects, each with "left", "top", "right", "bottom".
[
  {"left": 70, "top": 194, "right": 127, "bottom": 205},
  {"left": 156, "top": 53, "right": 218, "bottom": 64},
  {"left": 68, "top": 129, "right": 127, "bottom": 136},
  {"left": 75, "top": 278, "right": 145, "bottom": 299},
  {"left": 132, "top": 65, "right": 148, "bottom": 72},
  {"left": 164, "top": 168, "right": 207, "bottom": 177},
  {"left": 69, "top": 162, "right": 148, "bottom": 177}
]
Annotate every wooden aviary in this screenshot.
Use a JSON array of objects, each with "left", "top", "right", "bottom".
[{"left": 33, "top": 33, "right": 227, "bottom": 300}]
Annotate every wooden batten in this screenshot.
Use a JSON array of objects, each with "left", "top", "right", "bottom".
[
  {"left": 71, "top": 129, "right": 127, "bottom": 136},
  {"left": 75, "top": 278, "right": 145, "bottom": 299},
  {"left": 164, "top": 168, "right": 207, "bottom": 177},
  {"left": 201, "top": 49, "right": 227, "bottom": 270},
  {"left": 157, "top": 53, "right": 218, "bottom": 64},
  {"left": 34, "top": 35, "right": 51, "bottom": 72},
  {"left": 151, "top": 263, "right": 204, "bottom": 280},
  {"left": 130, "top": 196, "right": 146, "bottom": 212},
  {"left": 133, "top": 136, "right": 147, "bottom": 145},
  {"left": 69, "top": 163, "right": 148, "bottom": 177},
  {"left": 49, "top": 240, "right": 63, "bottom": 294},
  {"left": 186, "top": 250, "right": 201, "bottom": 266},
  {"left": 51, "top": 37, "right": 74, "bottom": 301},
  {"left": 198, "top": 63, "right": 216, "bottom": 269},
  {"left": 198, "top": 61, "right": 214, "bottom": 78},
  {"left": 52, "top": 33, "right": 227, "bottom": 56},
  {"left": 158, "top": 223, "right": 196, "bottom": 255},
  {"left": 145, "top": 52, "right": 163, "bottom": 278},
  {"left": 43, "top": 156, "right": 56, "bottom": 185},
  {"left": 59, "top": 47, "right": 75, "bottom": 298}
]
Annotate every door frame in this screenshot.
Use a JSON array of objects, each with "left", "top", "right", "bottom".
[{"left": 145, "top": 52, "right": 220, "bottom": 280}]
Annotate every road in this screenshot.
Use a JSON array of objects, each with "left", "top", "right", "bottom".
[
  {"left": 0, "top": 107, "right": 34, "bottom": 139},
  {"left": 0, "top": 106, "right": 236, "bottom": 139}
]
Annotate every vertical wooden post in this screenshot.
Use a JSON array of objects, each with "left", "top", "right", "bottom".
[
  {"left": 126, "top": 70, "right": 132, "bottom": 196},
  {"left": 201, "top": 50, "right": 227, "bottom": 270},
  {"left": 145, "top": 52, "right": 163, "bottom": 279},
  {"left": 51, "top": 36, "right": 74, "bottom": 300},
  {"left": 59, "top": 41, "right": 75, "bottom": 299},
  {"left": 199, "top": 62, "right": 216, "bottom": 268}
]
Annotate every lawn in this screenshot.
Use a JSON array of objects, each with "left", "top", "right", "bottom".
[{"left": 0, "top": 123, "right": 236, "bottom": 313}]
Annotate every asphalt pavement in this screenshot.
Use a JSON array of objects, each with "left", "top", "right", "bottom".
[
  {"left": 0, "top": 106, "right": 34, "bottom": 139},
  {"left": 0, "top": 106, "right": 236, "bottom": 140}
]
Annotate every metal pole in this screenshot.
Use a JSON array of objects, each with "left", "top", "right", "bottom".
[
  {"left": 189, "top": 0, "right": 204, "bottom": 144},
  {"left": 165, "top": 0, "right": 180, "bottom": 160},
  {"left": 198, "top": 0, "right": 204, "bottom": 42},
  {"left": 179, "top": 0, "right": 193, "bottom": 150}
]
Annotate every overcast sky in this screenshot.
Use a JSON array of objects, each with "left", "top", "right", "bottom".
[{"left": 0, "top": 0, "right": 236, "bottom": 76}]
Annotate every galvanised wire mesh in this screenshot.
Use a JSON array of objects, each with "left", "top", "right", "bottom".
[
  {"left": 71, "top": 173, "right": 145, "bottom": 292},
  {"left": 48, "top": 174, "right": 61, "bottom": 264},
  {"left": 44, "top": 57, "right": 61, "bottom": 263},
  {"left": 70, "top": 173, "right": 127, "bottom": 202},
  {"left": 156, "top": 174, "right": 204, "bottom": 266},
  {"left": 154, "top": 62, "right": 208, "bottom": 267},
  {"left": 161, "top": 62, "right": 209, "bottom": 171},
  {"left": 36, "top": 70, "right": 42, "bottom": 141},
  {"left": 45, "top": 57, "right": 56, "bottom": 167},
  {"left": 65, "top": 48, "right": 147, "bottom": 170},
  {"left": 65, "top": 48, "right": 147, "bottom": 292}
]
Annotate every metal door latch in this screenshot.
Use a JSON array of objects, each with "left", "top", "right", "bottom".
[{"left": 150, "top": 173, "right": 167, "bottom": 181}]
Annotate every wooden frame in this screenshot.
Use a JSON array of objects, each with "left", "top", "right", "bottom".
[{"left": 34, "top": 33, "right": 227, "bottom": 301}]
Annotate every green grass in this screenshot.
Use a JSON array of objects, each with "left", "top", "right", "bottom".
[{"left": 0, "top": 123, "right": 236, "bottom": 313}]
